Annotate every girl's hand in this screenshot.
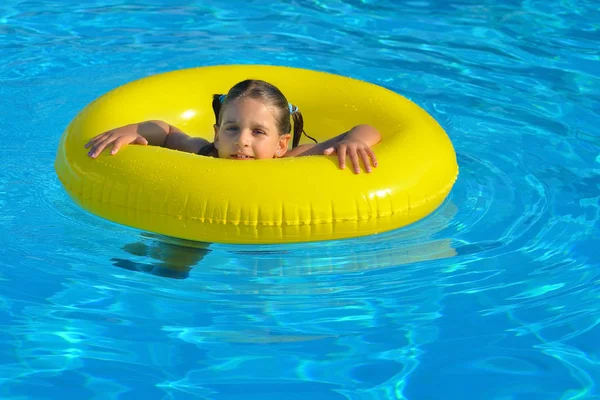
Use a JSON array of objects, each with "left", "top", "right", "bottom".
[
  {"left": 85, "top": 130, "right": 148, "bottom": 158},
  {"left": 323, "top": 138, "right": 378, "bottom": 174}
]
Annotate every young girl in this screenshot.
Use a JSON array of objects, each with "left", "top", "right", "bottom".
[{"left": 85, "top": 79, "right": 381, "bottom": 173}]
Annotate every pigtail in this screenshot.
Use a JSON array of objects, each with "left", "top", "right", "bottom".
[
  {"left": 291, "top": 109, "right": 317, "bottom": 148},
  {"left": 212, "top": 94, "right": 224, "bottom": 124},
  {"left": 197, "top": 94, "right": 225, "bottom": 158}
]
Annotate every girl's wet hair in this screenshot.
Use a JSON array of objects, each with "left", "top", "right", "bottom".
[{"left": 211, "top": 79, "right": 317, "bottom": 148}]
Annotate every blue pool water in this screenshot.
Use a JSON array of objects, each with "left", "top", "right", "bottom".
[{"left": 1, "top": 1, "right": 599, "bottom": 399}]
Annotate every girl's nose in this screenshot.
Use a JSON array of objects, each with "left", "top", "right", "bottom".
[{"left": 235, "top": 130, "right": 252, "bottom": 146}]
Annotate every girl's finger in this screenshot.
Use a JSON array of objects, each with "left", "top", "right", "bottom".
[
  {"left": 348, "top": 147, "right": 361, "bottom": 173},
  {"left": 133, "top": 136, "right": 148, "bottom": 146},
  {"left": 88, "top": 138, "right": 113, "bottom": 158},
  {"left": 365, "top": 147, "right": 378, "bottom": 167},
  {"left": 358, "top": 148, "right": 372, "bottom": 173},
  {"left": 84, "top": 136, "right": 103, "bottom": 149},
  {"left": 110, "top": 137, "right": 128, "bottom": 155},
  {"left": 85, "top": 131, "right": 112, "bottom": 148},
  {"left": 337, "top": 145, "right": 347, "bottom": 169}
]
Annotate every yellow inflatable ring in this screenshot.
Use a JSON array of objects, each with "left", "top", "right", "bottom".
[{"left": 55, "top": 65, "right": 458, "bottom": 244}]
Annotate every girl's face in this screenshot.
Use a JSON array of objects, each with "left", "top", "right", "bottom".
[{"left": 213, "top": 97, "right": 290, "bottom": 160}]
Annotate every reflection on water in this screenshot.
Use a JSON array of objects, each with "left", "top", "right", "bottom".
[{"left": 112, "top": 202, "right": 459, "bottom": 280}]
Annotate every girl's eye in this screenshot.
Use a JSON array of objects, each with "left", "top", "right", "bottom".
[
  {"left": 225, "top": 126, "right": 238, "bottom": 132},
  {"left": 254, "top": 130, "right": 265, "bottom": 135}
]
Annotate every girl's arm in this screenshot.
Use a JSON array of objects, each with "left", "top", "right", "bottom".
[
  {"left": 286, "top": 124, "right": 381, "bottom": 173},
  {"left": 85, "top": 120, "right": 209, "bottom": 158}
]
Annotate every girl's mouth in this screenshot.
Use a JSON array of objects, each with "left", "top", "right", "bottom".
[{"left": 231, "top": 154, "right": 254, "bottom": 159}]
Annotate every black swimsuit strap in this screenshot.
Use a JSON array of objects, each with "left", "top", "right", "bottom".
[{"left": 198, "top": 143, "right": 217, "bottom": 157}]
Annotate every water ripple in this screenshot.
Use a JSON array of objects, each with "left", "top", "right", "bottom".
[{"left": 1, "top": 0, "right": 599, "bottom": 398}]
